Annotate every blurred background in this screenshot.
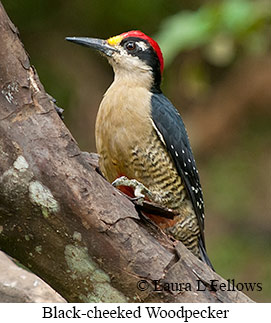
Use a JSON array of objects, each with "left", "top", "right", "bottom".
[{"left": 2, "top": 0, "right": 270, "bottom": 302}]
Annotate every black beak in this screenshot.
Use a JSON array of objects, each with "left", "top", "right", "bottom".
[{"left": 65, "top": 37, "right": 118, "bottom": 57}]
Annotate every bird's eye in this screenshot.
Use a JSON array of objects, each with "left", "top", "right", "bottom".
[{"left": 125, "top": 41, "right": 136, "bottom": 51}]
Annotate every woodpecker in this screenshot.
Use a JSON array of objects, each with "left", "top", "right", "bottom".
[{"left": 66, "top": 31, "right": 213, "bottom": 269}]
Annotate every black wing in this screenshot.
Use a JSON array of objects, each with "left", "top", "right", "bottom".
[{"left": 151, "top": 93, "right": 213, "bottom": 269}]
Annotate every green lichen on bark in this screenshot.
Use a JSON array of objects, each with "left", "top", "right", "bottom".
[
  {"left": 29, "top": 180, "right": 60, "bottom": 217},
  {"left": 0, "top": 155, "right": 33, "bottom": 198},
  {"left": 65, "top": 244, "right": 127, "bottom": 303}
]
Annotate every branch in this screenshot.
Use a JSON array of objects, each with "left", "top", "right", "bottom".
[
  {"left": 0, "top": 1, "right": 252, "bottom": 303},
  {"left": 0, "top": 251, "right": 65, "bottom": 302}
]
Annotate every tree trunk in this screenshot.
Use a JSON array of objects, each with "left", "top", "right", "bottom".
[{"left": 0, "top": 1, "right": 252, "bottom": 303}]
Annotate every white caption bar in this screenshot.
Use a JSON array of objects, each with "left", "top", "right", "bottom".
[{"left": 0, "top": 303, "right": 269, "bottom": 322}]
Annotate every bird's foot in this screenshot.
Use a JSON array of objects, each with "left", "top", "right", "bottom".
[{"left": 112, "top": 176, "right": 153, "bottom": 205}]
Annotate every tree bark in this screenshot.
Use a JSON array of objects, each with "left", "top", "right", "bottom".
[
  {"left": 0, "top": 251, "right": 65, "bottom": 302},
  {"left": 0, "top": 1, "right": 253, "bottom": 303}
]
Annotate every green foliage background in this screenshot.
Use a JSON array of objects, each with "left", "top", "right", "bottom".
[{"left": 2, "top": 0, "right": 270, "bottom": 302}]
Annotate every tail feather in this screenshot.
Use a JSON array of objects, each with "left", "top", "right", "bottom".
[{"left": 199, "top": 238, "right": 215, "bottom": 271}]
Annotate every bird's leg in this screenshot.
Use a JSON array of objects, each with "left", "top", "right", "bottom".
[{"left": 112, "top": 176, "right": 153, "bottom": 205}]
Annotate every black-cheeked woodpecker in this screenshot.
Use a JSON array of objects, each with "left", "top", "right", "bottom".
[{"left": 66, "top": 30, "right": 214, "bottom": 270}]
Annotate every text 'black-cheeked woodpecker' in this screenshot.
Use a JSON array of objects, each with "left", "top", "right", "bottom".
[{"left": 66, "top": 30, "right": 214, "bottom": 270}]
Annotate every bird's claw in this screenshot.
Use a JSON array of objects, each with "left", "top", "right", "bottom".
[{"left": 112, "top": 176, "right": 152, "bottom": 205}]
